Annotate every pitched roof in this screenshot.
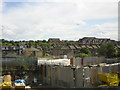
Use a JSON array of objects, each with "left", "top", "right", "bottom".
[
  {"left": 116, "top": 45, "right": 120, "bottom": 49},
  {"left": 69, "top": 45, "right": 76, "bottom": 49},
  {"left": 86, "top": 45, "right": 93, "bottom": 49},
  {"left": 61, "top": 46, "right": 70, "bottom": 49},
  {"left": 24, "top": 47, "right": 40, "bottom": 51},
  {"left": 91, "top": 45, "right": 98, "bottom": 49},
  {"left": 80, "top": 44, "right": 86, "bottom": 48},
  {"left": 74, "top": 45, "right": 81, "bottom": 49}
]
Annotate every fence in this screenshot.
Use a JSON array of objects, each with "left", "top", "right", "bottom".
[
  {"left": 2, "top": 57, "right": 37, "bottom": 70},
  {"left": 71, "top": 56, "right": 105, "bottom": 67},
  {"left": 0, "top": 44, "right": 2, "bottom": 83},
  {"left": 39, "top": 63, "right": 120, "bottom": 88},
  {"left": 105, "top": 59, "right": 120, "bottom": 64}
]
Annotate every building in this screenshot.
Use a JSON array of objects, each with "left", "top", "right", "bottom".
[
  {"left": 23, "top": 47, "right": 43, "bottom": 57},
  {"left": 50, "top": 45, "right": 77, "bottom": 58},
  {"left": 2, "top": 46, "right": 23, "bottom": 57},
  {"left": 78, "top": 37, "right": 112, "bottom": 44},
  {"left": 48, "top": 38, "right": 61, "bottom": 43}
]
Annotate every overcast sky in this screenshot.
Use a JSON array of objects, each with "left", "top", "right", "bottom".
[{"left": 1, "top": 0, "right": 119, "bottom": 41}]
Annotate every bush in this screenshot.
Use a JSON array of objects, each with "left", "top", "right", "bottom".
[
  {"left": 80, "top": 47, "right": 90, "bottom": 54},
  {"left": 75, "top": 53, "right": 90, "bottom": 58}
]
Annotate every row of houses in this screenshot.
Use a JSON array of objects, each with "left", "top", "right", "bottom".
[
  {"left": 1, "top": 37, "right": 120, "bottom": 58},
  {"left": 78, "top": 37, "right": 115, "bottom": 44},
  {"left": 49, "top": 44, "right": 97, "bottom": 57},
  {"left": 48, "top": 37, "right": 119, "bottom": 45},
  {"left": 1, "top": 46, "right": 43, "bottom": 58},
  {"left": 47, "top": 37, "right": 120, "bottom": 57},
  {"left": 49, "top": 43, "right": 120, "bottom": 57},
  {"left": 1, "top": 44, "right": 98, "bottom": 58},
  {"left": 1, "top": 44, "right": 120, "bottom": 58}
]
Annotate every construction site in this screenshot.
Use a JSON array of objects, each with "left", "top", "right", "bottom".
[
  {"left": 38, "top": 57, "right": 120, "bottom": 88},
  {"left": 0, "top": 56, "right": 120, "bottom": 89}
]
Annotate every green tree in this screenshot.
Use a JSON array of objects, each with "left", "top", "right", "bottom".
[
  {"left": 75, "top": 53, "right": 90, "bottom": 58},
  {"left": 42, "top": 40, "right": 47, "bottom": 43},
  {"left": 80, "top": 47, "right": 90, "bottom": 54},
  {"left": 117, "top": 51, "right": 120, "bottom": 57},
  {"left": 98, "top": 43, "right": 116, "bottom": 58},
  {"left": 98, "top": 44, "right": 107, "bottom": 57},
  {"left": 107, "top": 43, "right": 116, "bottom": 58}
]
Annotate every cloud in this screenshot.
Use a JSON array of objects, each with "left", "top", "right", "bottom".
[
  {"left": 76, "top": 21, "right": 87, "bottom": 26},
  {"left": 2, "top": 1, "right": 118, "bottom": 40},
  {"left": 91, "top": 22, "right": 118, "bottom": 40},
  {"left": 1, "top": 25, "right": 16, "bottom": 39},
  {"left": 0, "top": 1, "right": 3, "bottom": 39},
  {"left": 92, "top": 22, "right": 117, "bottom": 31},
  {"left": 3, "top": 0, "right": 119, "bottom": 2}
]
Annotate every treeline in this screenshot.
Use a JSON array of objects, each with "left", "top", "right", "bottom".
[{"left": 1, "top": 39, "right": 48, "bottom": 46}]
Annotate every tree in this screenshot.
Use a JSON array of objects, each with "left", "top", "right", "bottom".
[
  {"left": 80, "top": 47, "right": 90, "bottom": 54},
  {"left": 75, "top": 53, "right": 90, "bottom": 58},
  {"left": 98, "top": 44, "right": 107, "bottom": 57},
  {"left": 98, "top": 43, "right": 116, "bottom": 58},
  {"left": 42, "top": 40, "right": 47, "bottom": 43},
  {"left": 107, "top": 43, "right": 116, "bottom": 58},
  {"left": 117, "top": 51, "right": 120, "bottom": 57}
]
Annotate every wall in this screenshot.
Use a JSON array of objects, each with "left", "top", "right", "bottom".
[
  {"left": 39, "top": 63, "right": 120, "bottom": 88},
  {"left": 35, "top": 51, "right": 43, "bottom": 57},
  {"left": 73, "top": 57, "right": 105, "bottom": 67}
]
